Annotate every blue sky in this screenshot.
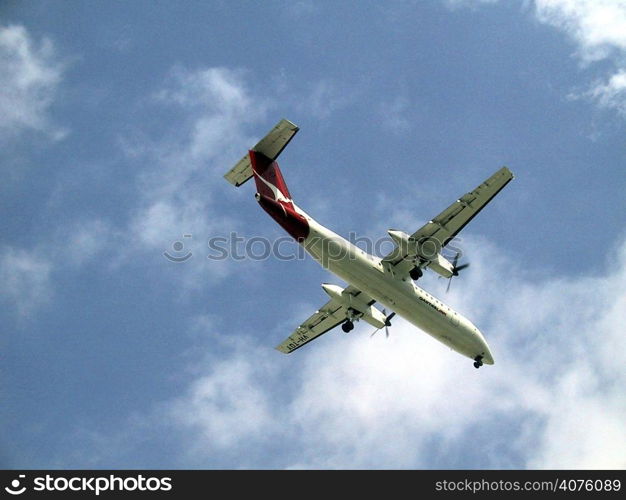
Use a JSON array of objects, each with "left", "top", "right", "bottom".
[{"left": 1, "top": 0, "right": 625, "bottom": 469}]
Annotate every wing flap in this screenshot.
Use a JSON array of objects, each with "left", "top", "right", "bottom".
[{"left": 275, "top": 299, "right": 345, "bottom": 354}]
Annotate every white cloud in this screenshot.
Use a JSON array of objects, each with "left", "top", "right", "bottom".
[
  {"left": 583, "top": 69, "right": 626, "bottom": 115},
  {"left": 132, "top": 200, "right": 188, "bottom": 249},
  {"left": 535, "top": 0, "right": 626, "bottom": 62},
  {"left": 169, "top": 354, "right": 275, "bottom": 452},
  {"left": 156, "top": 67, "right": 257, "bottom": 116},
  {"left": 533, "top": 1, "right": 626, "bottom": 115},
  {"left": 0, "top": 246, "right": 53, "bottom": 318},
  {"left": 120, "top": 67, "right": 369, "bottom": 293},
  {"left": 446, "top": 1, "right": 626, "bottom": 117},
  {"left": 296, "top": 80, "right": 353, "bottom": 119},
  {"left": 120, "top": 66, "right": 273, "bottom": 289},
  {"left": 54, "top": 218, "right": 118, "bottom": 267},
  {"left": 526, "top": 366, "right": 626, "bottom": 468},
  {"left": 153, "top": 66, "right": 266, "bottom": 162},
  {"left": 0, "top": 25, "right": 66, "bottom": 142},
  {"left": 129, "top": 67, "right": 265, "bottom": 249},
  {"left": 0, "top": 219, "right": 120, "bottom": 321},
  {"left": 447, "top": 236, "right": 626, "bottom": 469},
  {"left": 285, "top": 331, "right": 495, "bottom": 468}
]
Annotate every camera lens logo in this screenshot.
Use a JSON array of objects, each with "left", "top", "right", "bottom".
[
  {"left": 163, "top": 234, "right": 193, "bottom": 262},
  {"left": 5, "top": 475, "right": 26, "bottom": 495}
]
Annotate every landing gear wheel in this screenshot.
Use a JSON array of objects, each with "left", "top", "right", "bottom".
[
  {"left": 342, "top": 321, "right": 354, "bottom": 333},
  {"left": 409, "top": 267, "right": 423, "bottom": 281},
  {"left": 473, "top": 355, "right": 483, "bottom": 369}
]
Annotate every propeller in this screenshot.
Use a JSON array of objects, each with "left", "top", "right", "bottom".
[
  {"left": 370, "top": 309, "right": 396, "bottom": 338},
  {"left": 445, "top": 251, "right": 470, "bottom": 293}
]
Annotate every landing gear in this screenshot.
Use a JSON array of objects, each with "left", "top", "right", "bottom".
[
  {"left": 341, "top": 320, "right": 354, "bottom": 333},
  {"left": 409, "top": 267, "right": 423, "bottom": 281},
  {"left": 473, "top": 355, "right": 483, "bottom": 369}
]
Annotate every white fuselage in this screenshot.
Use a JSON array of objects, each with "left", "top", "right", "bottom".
[{"left": 299, "top": 213, "right": 494, "bottom": 364}]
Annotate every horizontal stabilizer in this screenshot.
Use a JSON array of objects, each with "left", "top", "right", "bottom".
[{"left": 224, "top": 118, "right": 299, "bottom": 187}]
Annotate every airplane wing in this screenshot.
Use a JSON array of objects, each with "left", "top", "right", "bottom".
[
  {"left": 383, "top": 166, "right": 514, "bottom": 275},
  {"left": 276, "top": 286, "right": 375, "bottom": 354}
]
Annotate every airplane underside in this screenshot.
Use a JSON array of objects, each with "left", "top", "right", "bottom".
[
  {"left": 223, "top": 118, "right": 513, "bottom": 368},
  {"left": 303, "top": 220, "right": 494, "bottom": 365}
]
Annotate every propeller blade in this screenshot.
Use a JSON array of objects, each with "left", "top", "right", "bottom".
[
  {"left": 451, "top": 251, "right": 460, "bottom": 268},
  {"left": 371, "top": 309, "right": 396, "bottom": 338},
  {"left": 455, "top": 262, "right": 470, "bottom": 273},
  {"left": 446, "top": 251, "right": 470, "bottom": 291},
  {"left": 384, "top": 310, "right": 395, "bottom": 337}
]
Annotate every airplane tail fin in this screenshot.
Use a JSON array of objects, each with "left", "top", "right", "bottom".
[
  {"left": 249, "top": 150, "right": 292, "bottom": 202},
  {"left": 224, "top": 118, "right": 298, "bottom": 189}
]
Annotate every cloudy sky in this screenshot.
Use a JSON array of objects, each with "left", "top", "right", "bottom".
[{"left": 2, "top": 0, "right": 625, "bottom": 469}]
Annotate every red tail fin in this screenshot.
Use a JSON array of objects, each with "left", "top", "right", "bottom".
[
  {"left": 249, "top": 150, "right": 292, "bottom": 202},
  {"left": 249, "top": 149, "right": 309, "bottom": 241}
]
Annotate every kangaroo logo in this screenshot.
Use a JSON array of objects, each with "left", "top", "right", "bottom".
[
  {"left": 5, "top": 475, "right": 26, "bottom": 495},
  {"left": 253, "top": 171, "right": 291, "bottom": 204}
]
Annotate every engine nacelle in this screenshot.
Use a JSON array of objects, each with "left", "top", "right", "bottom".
[
  {"left": 387, "top": 229, "right": 411, "bottom": 255},
  {"left": 388, "top": 229, "right": 441, "bottom": 260},
  {"left": 387, "top": 229, "right": 454, "bottom": 278},
  {"left": 428, "top": 252, "right": 455, "bottom": 278},
  {"left": 321, "top": 283, "right": 387, "bottom": 329}
]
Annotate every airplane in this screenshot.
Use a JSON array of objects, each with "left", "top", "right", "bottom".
[{"left": 224, "top": 119, "right": 514, "bottom": 368}]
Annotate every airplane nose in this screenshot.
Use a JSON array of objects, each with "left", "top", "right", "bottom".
[
  {"left": 482, "top": 348, "right": 494, "bottom": 365},
  {"left": 474, "top": 328, "right": 495, "bottom": 365}
]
